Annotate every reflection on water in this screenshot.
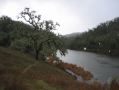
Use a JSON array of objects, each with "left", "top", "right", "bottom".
[{"left": 57, "top": 50, "right": 119, "bottom": 81}]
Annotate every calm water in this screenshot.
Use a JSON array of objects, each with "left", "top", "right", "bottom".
[{"left": 57, "top": 50, "right": 119, "bottom": 81}]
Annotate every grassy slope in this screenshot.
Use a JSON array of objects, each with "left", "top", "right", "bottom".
[
  {"left": 0, "top": 47, "right": 75, "bottom": 90},
  {"left": 0, "top": 47, "right": 119, "bottom": 90}
]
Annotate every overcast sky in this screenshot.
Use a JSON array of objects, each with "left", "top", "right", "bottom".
[{"left": 0, "top": 0, "right": 119, "bottom": 35}]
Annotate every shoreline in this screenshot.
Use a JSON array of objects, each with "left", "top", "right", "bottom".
[
  {"left": 47, "top": 58, "right": 93, "bottom": 80},
  {"left": 63, "top": 63, "right": 119, "bottom": 90},
  {"left": 68, "top": 49, "right": 119, "bottom": 57},
  {"left": 47, "top": 58, "right": 119, "bottom": 89}
]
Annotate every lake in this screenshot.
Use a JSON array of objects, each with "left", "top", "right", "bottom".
[{"left": 57, "top": 50, "right": 119, "bottom": 82}]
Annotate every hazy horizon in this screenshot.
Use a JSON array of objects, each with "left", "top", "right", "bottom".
[{"left": 0, "top": 0, "right": 119, "bottom": 35}]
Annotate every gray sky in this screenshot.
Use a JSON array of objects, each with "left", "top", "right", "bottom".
[{"left": 0, "top": 0, "right": 119, "bottom": 35}]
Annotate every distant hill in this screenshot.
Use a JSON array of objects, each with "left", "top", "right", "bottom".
[
  {"left": 65, "top": 17, "right": 119, "bottom": 56},
  {"left": 64, "top": 32, "right": 81, "bottom": 38},
  {"left": 62, "top": 32, "right": 80, "bottom": 48}
]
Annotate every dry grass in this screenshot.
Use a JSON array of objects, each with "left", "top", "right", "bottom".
[{"left": 56, "top": 62, "right": 93, "bottom": 80}]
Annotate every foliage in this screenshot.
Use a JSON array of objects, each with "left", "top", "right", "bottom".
[
  {"left": 18, "top": 8, "right": 66, "bottom": 60},
  {"left": 0, "top": 8, "right": 67, "bottom": 60},
  {"left": 66, "top": 17, "right": 119, "bottom": 56},
  {"left": 0, "top": 16, "right": 13, "bottom": 46}
]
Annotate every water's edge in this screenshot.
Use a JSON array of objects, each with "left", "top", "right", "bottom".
[{"left": 57, "top": 50, "right": 119, "bottom": 82}]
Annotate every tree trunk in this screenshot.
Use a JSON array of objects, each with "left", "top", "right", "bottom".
[{"left": 35, "top": 50, "right": 39, "bottom": 60}]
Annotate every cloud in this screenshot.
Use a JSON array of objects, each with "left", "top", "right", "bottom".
[{"left": 0, "top": 0, "right": 119, "bottom": 35}]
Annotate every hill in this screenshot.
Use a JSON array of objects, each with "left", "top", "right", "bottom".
[
  {"left": 0, "top": 47, "right": 74, "bottom": 90},
  {"left": 66, "top": 17, "right": 119, "bottom": 56},
  {"left": 64, "top": 32, "right": 81, "bottom": 38},
  {"left": 0, "top": 47, "right": 119, "bottom": 90}
]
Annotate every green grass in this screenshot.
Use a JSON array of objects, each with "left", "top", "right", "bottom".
[{"left": 0, "top": 47, "right": 74, "bottom": 90}]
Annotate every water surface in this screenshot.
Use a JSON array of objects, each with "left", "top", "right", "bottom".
[{"left": 57, "top": 50, "right": 119, "bottom": 81}]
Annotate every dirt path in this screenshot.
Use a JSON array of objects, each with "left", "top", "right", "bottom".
[{"left": 21, "top": 61, "right": 38, "bottom": 74}]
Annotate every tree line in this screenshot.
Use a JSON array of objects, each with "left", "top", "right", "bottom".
[
  {"left": 0, "top": 8, "right": 67, "bottom": 60},
  {"left": 65, "top": 17, "right": 119, "bottom": 56}
]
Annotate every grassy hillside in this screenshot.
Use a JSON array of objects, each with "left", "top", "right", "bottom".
[
  {"left": 0, "top": 47, "right": 119, "bottom": 90},
  {"left": 0, "top": 47, "right": 73, "bottom": 90}
]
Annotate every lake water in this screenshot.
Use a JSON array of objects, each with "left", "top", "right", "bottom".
[{"left": 57, "top": 50, "right": 119, "bottom": 82}]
